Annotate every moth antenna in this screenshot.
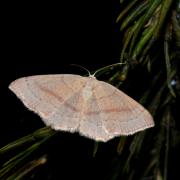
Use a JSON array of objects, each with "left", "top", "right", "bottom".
[
  {"left": 70, "top": 64, "right": 91, "bottom": 76},
  {"left": 92, "top": 62, "right": 126, "bottom": 76}
]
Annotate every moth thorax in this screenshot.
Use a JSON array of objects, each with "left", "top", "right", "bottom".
[{"left": 82, "top": 84, "right": 93, "bottom": 101}]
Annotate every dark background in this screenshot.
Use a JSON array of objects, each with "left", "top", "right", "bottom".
[
  {"left": 1, "top": 1, "right": 123, "bottom": 179},
  {"left": 2, "top": 1, "right": 120, "bottom": 72}
]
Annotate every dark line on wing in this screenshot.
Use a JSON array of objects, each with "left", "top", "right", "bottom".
[
  {"left": 84, "top": 107, "right": 136, "bottom": 115},
  {"left": 64, "top": 101, "right": 80, "bottom": 112},
  {"left": 36, "top": 83, "right": 80, "bottom": 112},
  {"left": 36, "top": 83, "right": 64, "bottom": 102}
]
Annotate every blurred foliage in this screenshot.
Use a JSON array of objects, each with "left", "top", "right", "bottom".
[
  {"left": 110, "top": 0, "right": 179, "bottom": 179},
  {"left": 0, "top": 0, "right": 180, "bottom": 179}
]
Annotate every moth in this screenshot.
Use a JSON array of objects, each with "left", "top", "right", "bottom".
[{"left": 9, "top": 74, "right": 154, "bottom": 142}]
